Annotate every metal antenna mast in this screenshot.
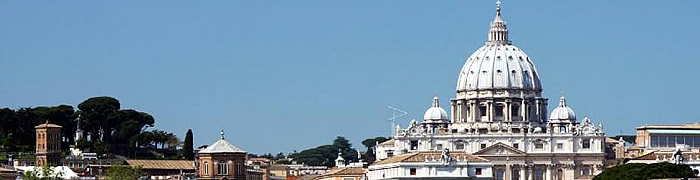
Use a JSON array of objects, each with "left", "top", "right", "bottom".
[{"left": 387, "top": 105, "right": 408, "bottom": 136}]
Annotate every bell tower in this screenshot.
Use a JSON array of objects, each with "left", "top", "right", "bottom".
[{"left": 35, "top": 120, "right": 62, "bottom": 166}]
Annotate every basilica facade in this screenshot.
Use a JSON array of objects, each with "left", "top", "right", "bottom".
[{"left": 374, "top": 2, "right": 606, "bottom": 180}]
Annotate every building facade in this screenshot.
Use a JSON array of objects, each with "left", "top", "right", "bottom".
[
  {"left": 35, "top": 121, "right": 62, "bottom": 166},
  {"left": 623, "top": 123, "right": 700, "bottom": 176},
  {"left": 198, "top": 131, "right": 248, "bottom": 180},
  {"left": 375, "top": 2, "right": 606, "bottom": 180}
]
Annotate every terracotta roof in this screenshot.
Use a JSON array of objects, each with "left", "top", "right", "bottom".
[
  {"left": 125, "top": 160, "right": 195, "bottom": 170},
  {"left": 633, "top": 151, "right": 700, "bottom": 160},
  {"left": 372, "top": 151, "right": 488, "bottom": 166},
  {"left": 248, "top": 158, "right": 271, "bottom": 163},
  {"left": 313, "top": 167, "right": 366, "bottom": 179},
  {"left": 35, "top": 121, "right": 62, "bottom": 128},
  {"left": 378, "top": 139, "right": 394, "bottom": 146},
  {"left": 269, "top": 165, "right": 288, "bottom": 171},
  {"left": 0, "top": 167, "right": 17, "bottom": 173}
]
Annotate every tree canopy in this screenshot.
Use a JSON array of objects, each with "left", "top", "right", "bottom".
[
  {"left": 0, "top": 96, "right": 181, "bottom": 159},
  {"left": 106, "top": 165, "right": 145, "bottom": 180},
  {"left": 593, "top": 162, "right": 697, "bottom": 180},
  {"left": 289, "top": 136, "right": 357, "bottom": 167}
]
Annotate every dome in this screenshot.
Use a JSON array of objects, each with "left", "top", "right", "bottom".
[
  {"left": 549, "top": 96, "right": 576, "bottom": 122},
  {"left": 455, "top": 3, "right": 542, "bottom": 92},
  {"left": 423, "top": 96, "right": 448, "bottom": 122}
]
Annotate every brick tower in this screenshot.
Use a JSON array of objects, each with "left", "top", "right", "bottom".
[{"left": 35, "top": 121, "right": 62, "bottom": 166}]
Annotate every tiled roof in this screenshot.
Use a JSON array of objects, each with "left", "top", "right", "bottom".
[
  {"left": 125, "top": 160, "right": 195, "bottom": 170},
  {"left": 314, "top": 167, "right": 366, "bottom": 179},
  {"left": 378, "top": 139, "right": 394, "bottom": 146},
  {"left": 633, "top": 151, "right": 700, "bottom": 160},
  {"left": 199, "top": 139, "right": 246, "bottom": 153},
  {"left": 372, "top": 151, "right": 488, "bottom": 166},
  {"left": 35, "top": 121, "right": 62, "bottom": 128}
]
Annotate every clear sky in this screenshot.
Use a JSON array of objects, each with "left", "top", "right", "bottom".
[{"left": 1, "top": 0, "right": 699, "bottom": 154}]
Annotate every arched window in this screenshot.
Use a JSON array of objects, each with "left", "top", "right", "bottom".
[{"left": 203, "top": 161, "right": 209, "bottom": 175}]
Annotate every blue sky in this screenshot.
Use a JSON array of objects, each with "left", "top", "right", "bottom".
[{"left": 1, "top": 1, "right": 699, "bottom": 154}]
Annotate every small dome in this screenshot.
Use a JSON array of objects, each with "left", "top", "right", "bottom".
[
  {"left": 549, "top": 96, "right": 576, "bottom": 122},
  {"left": 423, "top": 96, "right": 449, "bottom": 122}
]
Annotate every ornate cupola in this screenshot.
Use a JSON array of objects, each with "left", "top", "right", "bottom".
[
  {"left": 423, "top": 96, "right": 449, "bottom": 126},
  {"left": 549, "top": 96, "right": 576, "bottom": 123},
  {"left": 487, "top": 0, "right": 510, "bottom": 45}
]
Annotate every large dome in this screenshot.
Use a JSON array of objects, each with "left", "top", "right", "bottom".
[{"left": 455, "top": 4, "right": 542, "bottom": 92}]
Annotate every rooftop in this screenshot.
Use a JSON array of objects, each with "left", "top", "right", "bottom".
[
  {"left": 372, "top": 151, "right": 488, "bottom": 166},
  {"left": 125, "top": 160, "right": 195, "bottom": 170}
]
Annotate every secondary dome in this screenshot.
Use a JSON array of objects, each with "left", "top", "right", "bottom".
[
  {"left": 456, "top": 3, "right": 542, "bottom": 92},
  {"left": 549, "top": 96, "right": 576, "bottom": 122},
  {"left": 423, "top": 96, "right": 448, "bottom": 122}
]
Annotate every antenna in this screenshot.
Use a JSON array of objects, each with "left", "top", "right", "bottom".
[{"left": 387, "top": 105, "right": 408, "bottom": 136}]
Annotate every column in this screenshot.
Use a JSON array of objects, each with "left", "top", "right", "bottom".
[
  {"left": 505, "top": 164, "right": 512, "bottom": 180},
  {"left": 545, "top": 165, "right": 551, "bottom": 180},
  {"left": 450, "top": 100, "right": 456, "bottom": 123},
  {"left": 488, "top": 101, "right": 494, "bottom": 122},
  {"left": 521, "top": 99, "right": 527, "bottom": 122},
  {"left": 456, "top": 101, "right": 462, "bottom": 123},
  {"left": 506, "top": 101, "right": 511, "bottom": 122},
  {"left": 528, "top": 165, "right": 533, "bottom": 180},
  {"left": 520, "top": 166, "right": 526, "bottom": 180}
]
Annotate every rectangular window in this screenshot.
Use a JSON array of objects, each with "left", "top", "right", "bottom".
[
  {"left": 480, "top": 106, "right": 487, "bottom": 117},
  {"left": 410, "top": 141, "right": 418, "bottom": 150},
  {"left": 535, "top": 143, "right": 544, "bottom": 150},
  {"left": 436, "top": 144, "right": 443, "bottom": 150},
  {"left": 495, "top": 105, "right": 504, "bottom": 118},
  {"left": 480, "top": 143, "right": 487, "bottom": 149},
  {"left": 582, "top": 139, "right": 591, "bottom": 149},
  {"left": 513, "top": 143, "right": 519, "bottom": 149},
  {"left": 410, "top": 168, "right": 417, "bottom": 175},
  {"left": 387, "top": 151, "right": 394, "bottom": 157},
  {"left": 557, "top": 143, "right": 563, "bottom": 150},
  {"left": 475, "top": 168, "right": 482, "bottom": 175},
  {"left": 512, "top": 128, "right": 521, "bottom": 134},
  {"left": 456, "top": 143, "right": 465, "bottom": 150}
]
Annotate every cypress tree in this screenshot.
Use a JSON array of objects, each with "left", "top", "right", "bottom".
[{"left": 183, "top": 129, "right": 194, "bottom": 160}]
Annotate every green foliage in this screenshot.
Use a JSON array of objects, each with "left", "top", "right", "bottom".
[
  {"left": 593, "top": 162, "right": 697, "bottom": 180},
  {"left": 360, "top": 137, "right": 388, "bottom": 164},
  {"left": 106, "top": 165, "right": 145, "bottom": 180},
  {"left": 289, "top": 136, "right": 357, "bottom": 167},
  {"left": 183, "top": 129, "right": 194, "bottom": 160},
  {"left": 23, "top": 165, "right": 64, "bottom": 180},
  {"left": 78, "top": 96, "right": 120, "bottom": 143},
  {"left": 361, "top": 137, "right": 389, "bottom": 148}
]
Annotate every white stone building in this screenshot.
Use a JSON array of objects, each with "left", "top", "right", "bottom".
[
  {"left": 374, "top": 2, "right": 606, "bottom": 180},
  {"left": 368, "top": 149, "right": 492, "bottom": 180}
]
